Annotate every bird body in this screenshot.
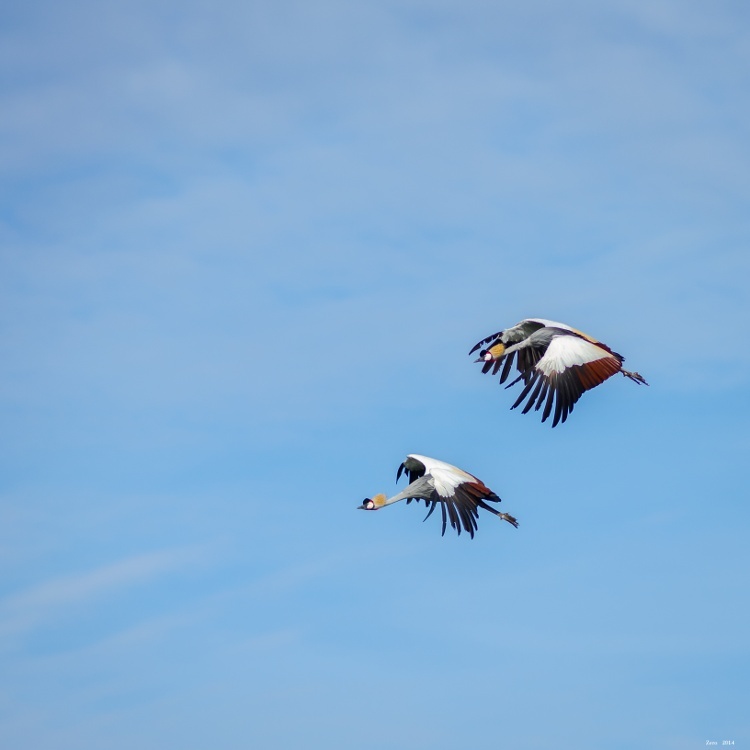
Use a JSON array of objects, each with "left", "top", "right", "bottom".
[
  {"left": 359, "top": 454, "right": 518, "bottom": 538},
  {"left": 470, "top": 318, "right": 647, "bottom": 427}
]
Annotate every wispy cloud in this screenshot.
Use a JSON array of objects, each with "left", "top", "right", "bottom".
[
  {"left": 0, "top": 547, "right": 206, "bottom": 641},
  {"left": 0, "top": 3, "right": 748, "bottom": 747}
]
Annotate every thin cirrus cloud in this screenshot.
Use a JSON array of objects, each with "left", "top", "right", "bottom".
[{"left": 0, "top": 547, "right": 208, "bottom": 642}]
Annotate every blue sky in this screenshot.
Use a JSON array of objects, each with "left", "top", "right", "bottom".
[{"left": 1, "top": 1, "right": 748, "bottom": 748}]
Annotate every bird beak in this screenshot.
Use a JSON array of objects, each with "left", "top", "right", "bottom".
[
  {"left": 357, "top": 503, "right": 367, "bottom": 510},
  {"left": 474, "top": 356, "right": 484, "bottom": 363}
]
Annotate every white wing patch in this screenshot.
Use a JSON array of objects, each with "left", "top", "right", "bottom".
[
  {"left": 537, "top": 335, "right": 611, "bottom": 376},
  {"left": 429, "top": 466, "right": 466, "bottom": 497},
  {"left": 408, "top": 454, "right": 474, "bottom": 498}
]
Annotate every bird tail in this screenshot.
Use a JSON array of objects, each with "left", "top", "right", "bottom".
[{"left": 621, "top": 369, "right": 648, "bottom": 386}]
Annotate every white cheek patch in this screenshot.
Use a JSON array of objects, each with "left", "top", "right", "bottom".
[{"left": 484, "top": 352, "right": 492, "bottom": 361}]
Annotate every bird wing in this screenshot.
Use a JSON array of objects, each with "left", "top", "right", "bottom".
[
  {"left": 423, "top": 464, "right": 502, "bottom": 538},
  {"left": 391, "top": 456, "right": 512, "bottom": 538},
  {"left": 471, "top": 319, "right": 559, "bottom": 382},
  {"left": 397, "top": 455, "right": 427, "bottom": 485},
  {"left": 468, "top": 318, "right": 546, "bottom": 356},
  {"left": 469, "top": 329, "right": 504, "bottom": 356},
  {"left": 407, "top": 455, "right": 472, "bottom": 483},
  {"left": 510, "top": 330, "right": 623, "bottom": 426}
]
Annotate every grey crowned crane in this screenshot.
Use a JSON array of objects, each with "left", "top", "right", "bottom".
[
  {"left": 359, "top": 454, "right": 518, "bottom": 538},
  {"left": 470, "top": 318, "right": 648, "bottom": 427}
]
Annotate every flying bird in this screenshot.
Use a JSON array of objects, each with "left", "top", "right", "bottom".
[
  {"left": 359, "top": 454, "right": 518, "bottom": 538},
  {"left": 470, "top": 318, "right": 648, "bottom": 427}
]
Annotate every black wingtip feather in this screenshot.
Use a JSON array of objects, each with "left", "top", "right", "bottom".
[
  {"left": 499, "top": 353, "right": 514, "bottom": 384},
  {"left": 521, "top": 376, "right": 545, "bottom": 414},
  {"left": 534, "top": 381, "right": 549, "bottom": 412},
  {"left": 542, "top": 380, "right": 555, "bottom": 422},
  {"left": 423, "top": 501, "right": 437, "bottom": 522},
  {"left": 511, "top": 372, "right": 539, "bottom": 411}
]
